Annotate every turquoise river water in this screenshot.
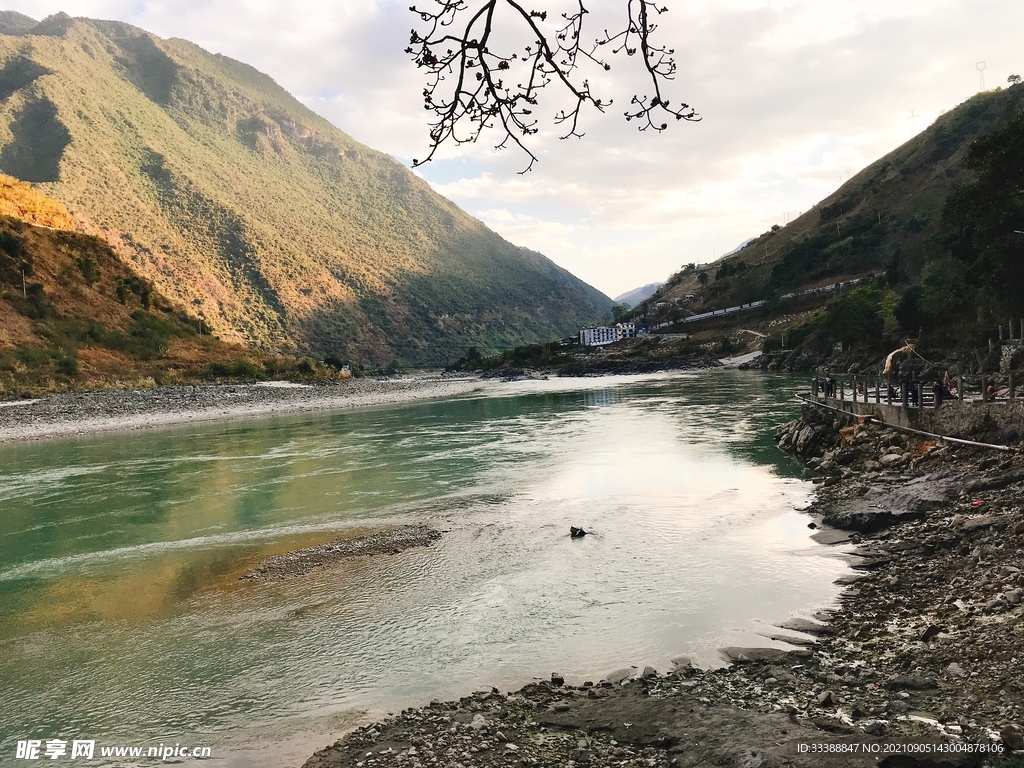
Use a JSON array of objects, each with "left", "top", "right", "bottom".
[{"left": 0, "top": 371, "right": 849, "bottom": 766}]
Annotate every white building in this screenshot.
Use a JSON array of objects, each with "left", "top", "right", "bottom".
[{"left": 579, "top": 322, "right": 637, "bottom": 347}]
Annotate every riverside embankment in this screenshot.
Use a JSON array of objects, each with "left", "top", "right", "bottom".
[{"left": 301, "top": 401, "right": 1024, "bottom": 768}]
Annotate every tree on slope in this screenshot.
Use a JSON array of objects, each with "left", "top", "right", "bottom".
[{"left": 942, "top": 111, "right": 1024, "bottom": 318}]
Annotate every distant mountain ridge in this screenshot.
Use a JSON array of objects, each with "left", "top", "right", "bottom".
[
  {"left": 0, "top": 12, "right": 612, "bottom": 365},
  {"left": 0, "top": 10, "right": 36, "bottom": 35},
  {"left": 613, "top": 282, "right": 663, "bottom": 307}
]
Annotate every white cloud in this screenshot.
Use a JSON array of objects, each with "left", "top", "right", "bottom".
[{"left": 6, "top": 0, "right": 1023, "bottom": 295}]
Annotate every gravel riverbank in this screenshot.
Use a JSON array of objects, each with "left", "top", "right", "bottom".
[
  {"left": 300, "top": 403, "right": 1024, "bottom": 768},
  {"left": 0, "top": 375, "right": 485, "bottom": 443}
]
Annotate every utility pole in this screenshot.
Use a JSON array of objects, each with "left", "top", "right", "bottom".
[{"left": 22, "top": 268, "right": 26, "bottom": 298}]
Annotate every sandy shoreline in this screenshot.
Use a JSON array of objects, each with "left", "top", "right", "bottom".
[{"left": 0, "top": 375, "right": 486, "bottom": 444}]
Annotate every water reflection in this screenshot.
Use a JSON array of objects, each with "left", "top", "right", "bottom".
[{"left": 0, "top": 371, "right": 842, "bottom": 767}]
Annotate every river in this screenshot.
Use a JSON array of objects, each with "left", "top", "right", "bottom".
[{"left": 0, "top": 371, "right": 848, "bottom": 766}]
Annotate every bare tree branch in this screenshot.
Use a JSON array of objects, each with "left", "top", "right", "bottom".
[{"left": 407, "top": 0, "right": 699, "bottom": 173}]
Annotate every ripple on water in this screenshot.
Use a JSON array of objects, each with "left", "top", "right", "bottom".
[{"left": 0, "top": 372, "right": 846, "bottom": 767}]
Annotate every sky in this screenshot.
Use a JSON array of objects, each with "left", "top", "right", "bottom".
[{"left": 7, "top": 1, "right": 1023, "bottom": 299}]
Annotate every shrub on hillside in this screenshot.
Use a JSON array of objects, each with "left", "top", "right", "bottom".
[
  {"left": 207, "top": 359, "right": 263, "bottom": 380},
  {"left": 943, "top": 111, "right": 1024, "bottom": 318},
  {"left": 785, "top": 281, "right": 888, "bottom": 352}
]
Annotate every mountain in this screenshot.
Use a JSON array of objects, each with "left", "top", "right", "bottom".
[
  {"left": 0, "top": 13, "right": 612, "bottom": 366},
  {"left": 637, "top": 84, "right": 1024, "bottom": 329},
  {"left": 0, "top": 173, "right": 273, "bottom": 393},
  {"left": 0, "top": 11, "right": 35, "bottom": 35},
  {"left": 613, "top": 282, "right": 663, "bottom": 307},
  {"left": 722, "top": 238, "right": 755, "bottom": 258}
]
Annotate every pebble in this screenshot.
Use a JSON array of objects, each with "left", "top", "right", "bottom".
[{"left": 945, "top": 663, "right": 967, "bottom": 678}]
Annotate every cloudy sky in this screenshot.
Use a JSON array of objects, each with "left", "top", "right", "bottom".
[{"left": 9, "top": 1, "right": 1023, "bottom": 298}]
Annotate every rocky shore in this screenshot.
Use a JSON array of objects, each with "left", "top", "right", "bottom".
[
  {"left": 300, "top": 403, "right": 1024, "bottom": 768},
  {"left": 0, "top": 375, "right": 484, "bottom": 443}
]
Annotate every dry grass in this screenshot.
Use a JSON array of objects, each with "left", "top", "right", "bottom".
[{"left": 0, "top": 174, "right": 73, "bottom": 229}]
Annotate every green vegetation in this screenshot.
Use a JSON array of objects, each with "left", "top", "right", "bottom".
[
  {"left": 0, "top": 16, "right": 611, "bottom": 367},
  {"left": 206, "top": 358, "right": 263, "bottom": 379},
  {"left": 769, "top": 213, "right": 882, "bottom": 290},
  {"left": 715, "top": 258, "right": 748, "bottom": 281},
  {"left": 610, "top": 83, "right": 1024, "bottom": 367},
  {"left": 942, "top": 110, "right": 1024, "bottom": 319},
  {"left": 75, "top": 253, "right": 100, "bottom": 285},
  {"left": 781, "top": 280, "right": 891, "bottom": 352},
  {"left": 0, "top": 192, "right": 357, "bottom": 394},
  {"left": 451, "top": 341, "right": 567, "bottom": 371},
  {"left": 448, "top": 334, "right": 707, "bottom": 373},
  {"left": 114, "top": 276, "right": 152, "bottom": 309}
]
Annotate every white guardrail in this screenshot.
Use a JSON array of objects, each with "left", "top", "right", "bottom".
[{"left": 651, "top": 277, "right": 865, "bottom": 331}]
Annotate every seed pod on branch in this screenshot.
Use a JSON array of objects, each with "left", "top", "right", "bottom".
[{"left": 408, "top": 0, "right": 700, "bottom": 173}]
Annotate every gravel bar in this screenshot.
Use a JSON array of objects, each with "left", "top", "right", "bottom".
[
  {"left": 0, "top": 375, "right": 484, "bottom": 443},
  {"left": 240, "top": 525, "right": 442, "bottom": 582}
]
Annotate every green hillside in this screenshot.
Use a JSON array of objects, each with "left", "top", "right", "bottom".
[
  {"left": 0, "top": 173, "right": 262, "bottom": 394},
  {"left": 630, "top": 84, "right": 1024, "bottom": 357},
  {"left": 0, "top": 12, "right": 612, "bottom": 366}
]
